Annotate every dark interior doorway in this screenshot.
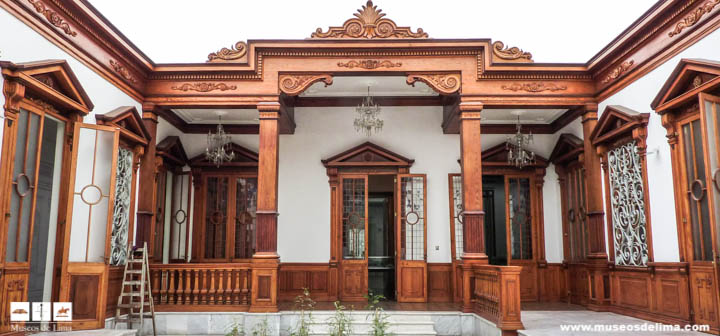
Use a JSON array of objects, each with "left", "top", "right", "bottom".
[
  {"left": 368, "top": 175, "right": 395, "bottom": 300},
  {"left": 483, "top": 175, "right": 507, "bottom": 265}
]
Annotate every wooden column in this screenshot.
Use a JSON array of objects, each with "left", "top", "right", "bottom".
[
  {"left": 135, "top": 102, "right": 159, "bottom": 248},
  {"left": 581, "top": 103, "right": 610, "bottom": 310},
  {"left": 250, "top": 101, "right": 281, "bottom": 312},
  {"left": 459, "top": 99, "right": 488, "bottom": 312}
]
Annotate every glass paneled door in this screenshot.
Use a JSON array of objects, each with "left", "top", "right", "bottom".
[
  {"left": 339, "top": 175, "right": 368, "bottom": 301},
  {"left": 396, "top": 174, "right": 427, "bottom": 302}
]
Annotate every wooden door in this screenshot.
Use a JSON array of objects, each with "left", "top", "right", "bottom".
[
  {"left": 169, "top": 172, "right": 192, "bottom": 262},
  {"left": 396, "top": 174, "right": 427, "bottom": 302},
  {"left": 59, "top": 123, "right": 119, "bottom": 330},
  {"left": 339, "top": 175, "right": 368, "bottom": 301},
  {"left": 506, "top": 176, "right": 538, "bottom": 301}
]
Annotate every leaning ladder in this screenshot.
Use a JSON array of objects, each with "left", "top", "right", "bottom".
[{"left": 115, "top": 242, "right": 156, "bottom": 336}]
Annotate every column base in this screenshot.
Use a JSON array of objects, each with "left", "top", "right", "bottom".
[
  {"left": 585, "top": 259, "right": 611, "bottom": 312},
  {"left": 249, "top": 256, "right": 280, "bottom": 313}
]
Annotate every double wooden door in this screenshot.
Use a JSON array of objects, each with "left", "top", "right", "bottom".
[{"left": 338, "top": 174, "right": 428, "bottom": 302}]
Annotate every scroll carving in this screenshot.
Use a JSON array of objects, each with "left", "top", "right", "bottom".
[
  {"left": 337, "top": 60, "right": 402, "bottom": 69},
  {"left": 668, "top": 0, "right": 720, "bottom": 37},
  {"left": 207, "top": 41, "right": 248, "bottom": 62},
  {"left": 501, "top": 82, "right": 567, "bottom": 93},
  {"left": 406, "top": 73, "right": 461, "bottom": 95},
  {"left": 28, "top": 0, "right": 77, "bottom": 37},
  {"left": 279, "top": 74, "right": 333, "bottom": 96},
  {"left": 171, "top": 83, "right": 237, "bottom": 92},
  {"left": 492, "top": 41, "right": 532, "bottom": 61},
  {"left": 312, "top": 1, "right": 428, "bottom": 39},
  {"left": 600, "top": 60, "right": 634, "bottom": 84},
  {"left": 109, "top": 60, "right": 138, "bottom": 84}
]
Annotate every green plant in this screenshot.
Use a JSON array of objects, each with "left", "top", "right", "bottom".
[
  {"left": 365, "top": 291, "right": 392, "bottom": 336},
  {"left": 224, "top": 316, "right": 245, "bottom": 336},
  {"left": 328, "top": 301, "right": 353, "bottom": 336},
  {"left": 289, "top": 288, "right": 316, "bottom": 336},
  {"left": 251, "top": 317, "right": 270, "bottom": 336}
]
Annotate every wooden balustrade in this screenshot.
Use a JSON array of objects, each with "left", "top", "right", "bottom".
[
  {"left": 149, "top": 263, "right": 251, "bottom": 311},
  {"left": 471, "top": 265, "right": 524, "bottom": 333}
]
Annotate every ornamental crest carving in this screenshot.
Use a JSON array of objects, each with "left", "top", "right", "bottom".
[
  {"left": 171, "top": 83, "right": 237, "bottom": 92},
  {"left": 501, "top": 82, "right": 567, "bottom": 93},
  {"left": 407, "top": 73, "right": 461, "bottom": 95},
  {"left": 337, "top": 60, "right": 402, "bottom": 69},
  {"left": 492, "top": 41, "right": 533, "bottom": 61},
  {"left": 312, "top": 1, "right": 428, "bottom": 39},
  {"left": 207, "top": 41, "right": 248, "bottom": 62}
]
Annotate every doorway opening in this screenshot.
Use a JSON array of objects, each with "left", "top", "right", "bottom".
[
  {"left": 368, "top": 175, "right": 396, "bottom": 300},
  {"left": 482, "top": 175, "right": 507, "bottom": 265}
]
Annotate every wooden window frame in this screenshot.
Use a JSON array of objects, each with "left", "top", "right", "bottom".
[{"left": 154, "top": 136, "right": 190, "bottom": 263}]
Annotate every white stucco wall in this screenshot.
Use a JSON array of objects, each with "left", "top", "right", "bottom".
[{"left": 598, "top": 28, "right": 720, "bottom": 262}]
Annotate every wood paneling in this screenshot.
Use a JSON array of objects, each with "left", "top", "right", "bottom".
[
  {"left": 278, "top": 263, "right": 331, "bottom": 301},
  {"left": 104, "top": 267, "right": 123, "bottom": 318},
  {"left": 428, "top": 263, "right": 452, "bottom": 302},
  {"left": 340, "top": 262, "right": 367, "bottom": 302},
  {"left": 538, "top": 263, "right": 566, "bottom": 303}
]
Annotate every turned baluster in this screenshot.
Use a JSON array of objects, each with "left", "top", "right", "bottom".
[
  {"left": 160, "top": 270, "right": 168, "bottom": 304},
  {"left": 168, "top": 270, "right": 176, "bottom": 304},
  {"left": 152, "top": 269, "right": 160, "bottom": 303},
  {"left": 193, "top": 269, "right": 200, "bottom": 304},
  {"left": 209, "top": 269, "right": 216, "bottom": 304},
  {"left": 241, "top": 269, "right": 249, "bottom": 305},
  {"left": 217, "top": 269, "right": 225, "bottom": 304},
  {"left": 225, "top": 269, "right": 232, "bottom": 303},
  {"left": 176, "top": 269, "right": 185, "bottom": 304},
  {"left": 185, "top": 269, "right": 192, "bottom": 303},
  {"left": 201, "top": 270, "right": 208, "bottom": 304},
  {"left": 233, "top": 270, "right": 241, "bottom": 305}
]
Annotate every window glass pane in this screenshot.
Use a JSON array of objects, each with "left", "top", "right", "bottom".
[
  {"left": 204, "top": 176, "right": 228, "bottom": 259},
  {"left": 234, "top": 177, "right": 257, "bottom": 259},
  {"left": 342, "top": 178, "right": 365, "bottom": 259},
  {"left": 400, "top": 176, "right": 425, "bottom": 261},
  {"left": 451, "top": 175, "right": 463, "bottom": 260}
]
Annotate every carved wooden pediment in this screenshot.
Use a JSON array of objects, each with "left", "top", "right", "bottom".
[
  {"left": 0, "top": 59, "right": 93, "bottom": 114},
  {"left": 322, "top": 141, "right": 414, "bottom": 168},
  {"left": 549, "top": 133, "right": 584, "bottom": 165},
  {"left": 96, "top": 106, "right": 151, "bottom": 146},
  {"left": 156, "top": 136, "right": 189, "bottom": 167},
  {"left": 651, "top": 58, "right": 720, "bottom": 110},
  {"left": 480, "top": 142, "right": 548, "bottom": 167},
  {"left": 312, "top": 1, "right": 428, "bottom": 39},
  {"left": 189, "top": 142, "right": 258, "bottom": 167},
  {"left": 590, "top": 105, "right": 649, "bottom": 147}
]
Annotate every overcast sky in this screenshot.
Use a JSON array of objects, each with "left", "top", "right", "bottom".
[{"left": 89, "top": 0, "right": 659, "bottom": 64}]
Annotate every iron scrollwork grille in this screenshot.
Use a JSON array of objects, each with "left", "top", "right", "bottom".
[
  {"left": 342, "top": 178, "right": 366, "bottom": 259},
  {"left": 451, "top": 175, "right": 464, "bottom": 260},
  {"left": 110, "top": 147, "right": 133, "bottom": 266},
  {"left": 608, "top": 141, "right": 649, "bottom": 266}
]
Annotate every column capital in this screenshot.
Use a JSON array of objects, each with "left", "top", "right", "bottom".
[
  {"left": 581, "top": 103, "right": 599, "bottom": 123},
  {"left": 141, "top": 102, "right": 160, "bottom": 123},
  {"left": 257, "top": 101, "right": 282, "bottom": 119}
]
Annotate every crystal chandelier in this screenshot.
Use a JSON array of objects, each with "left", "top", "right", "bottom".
[
  {"left": 354, "top": 87, "right": 383, "bottom": 136},
  {"left": 506, "top": 115, "right": 535, "bottom": 169},
  {"left": 205, "top": 113, "right": 235, "bottom": 167}
]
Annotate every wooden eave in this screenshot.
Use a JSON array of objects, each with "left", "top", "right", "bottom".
[
  {"left": 95, "top": 106, "right": 151, "bottom": 146},
  {"left": 322, "top": 141, "right": 414, "bottom": 168},
  {"left": 590, "top": 105, "right": 650, "bottom": 146},
  {"left": 156, "top": 136, "right": 189, "bottom": 167},
  {"left": 549, "top": 133, "right": 584, "bottom": 165},
  {"left": 189, "top": 142, "right": 259, "bottom": 168},
  {"left": 651, "top": 58, "right": 720, "bottom": 112},
  {"left": 0, "top": 59, "right": 93, "bottom": 113}
]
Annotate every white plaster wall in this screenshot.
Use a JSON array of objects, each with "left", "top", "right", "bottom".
[{"left": 598, "top": 28, "right": 720, "bottom": 262}]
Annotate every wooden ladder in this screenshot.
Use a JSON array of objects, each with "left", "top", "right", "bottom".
[{"left": 115, "top": 242, "right": 156, "bottom": 336}]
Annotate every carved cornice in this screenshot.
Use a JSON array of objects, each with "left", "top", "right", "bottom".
[
  {"left": 28, "top": 0, "right": 77, "bottom": 37},
  {"left": 109, "top": 60, "right": 137, "bottom": 84},
  {"left": 207, "top": 41, "right": 248, "bottom": 62},
  {"left": 668, "top": 0, "right": 720, "bottom": 37},
  {"left": 492, "top": 41, "right": 532, "bottom": 61},
  {"left": 27, "top": 97, "right": 59, "bottom": 113},
  {"left": 171, "top": 83, "right": 237, "bottom": 92},
  {"left": 406, "top": 73, "right": 461, "bottom": 95},
  {"left": 500, "top": 82, "right": 567, "bottom": 93},
  {"left": 279, "top": 74, "right": 333, "bottom": 96},
  {"left": 600, "top": 60, "right": 634, "bottom": 84},
  {"left": 312, "top": 1, "right": 427, "bottom": 39},
  {"left": 337, "top": 60, "right": 402, "bottom": 69}
]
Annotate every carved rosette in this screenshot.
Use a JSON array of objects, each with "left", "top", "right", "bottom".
[
  {"left": 279, "top": 74, "right": 333, "bottom": 96},
  {"left": 492, "top": 41, "right": 533, "bottom": 61},
  {"left": 28, "top": 0, "right": 77, "bottom": 37},
  {"left": 171, "top": 83, "right": 237, "bottom": 92},
  {"left": 406, "top": 73, "right": 461, "bottom": 95},
  {"left": 109, "top": 60, "right": 138, "bottom": 84},
  {"left": 669, "top": 0, "right": 720, "bottom": 37},
  {"left": 501, "top": 82, "right": 568, "bottom": 93},
  {"left": 312, "top": 1, "right": 427, "bottom": 39},
  {"left": 207, "top": 41, "right": 248, "bottom": 62},
  {"left": 601, "top": 60, "right": 634, "bottom": 84},
  {"left": 337, "top": 60, "right": 402, "bottom": 69}
]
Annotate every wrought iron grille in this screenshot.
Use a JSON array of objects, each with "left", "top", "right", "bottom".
[
  {"left": 342, "top": 178, "right": 366, "bottom": 259},
  {"left": 400, "top": 176, "right": 425, "bottom": 261},
  {"left": 110, "top": 147, "right": 133, "bottom": 266},
  {"left": 451, "top": 175, "right": 464, "bottom": 260}
]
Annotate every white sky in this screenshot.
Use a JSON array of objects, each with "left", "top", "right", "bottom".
[{"left": 89, "top": 0, "right": 659, "bottom": 64}]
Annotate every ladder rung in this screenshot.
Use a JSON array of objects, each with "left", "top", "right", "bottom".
[
  {"left": 118, "top": 302, "right": 150, "bottom": 308},
  {"left": 125, "top": 270, "right": 143, "bottom": 274},
  {"left": 122, "top": 281, "right": 144, "bottom": 285},
  {"left": 121, "top": 292, "right": 143, "bottom": 296}
]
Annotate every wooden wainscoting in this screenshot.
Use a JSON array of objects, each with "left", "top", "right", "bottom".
[
  {"left": 428, "top": 263, "right": 453, "bottom": 302},
  {"left": 105, "top": 267, "right": 124, "bottom": 318},
  {"left": 538, "top": 263, "right": 566, "bottom": 302},
  {"left": 278, "top": 263, "right": 332, "bottom": 302},
  {"left": 609, "top": 263, "right": 691, "bottom": 325}
]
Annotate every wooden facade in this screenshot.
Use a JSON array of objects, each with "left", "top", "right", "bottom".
[{"left": 0, "top": 0, "right": 720, "bottom": 334}]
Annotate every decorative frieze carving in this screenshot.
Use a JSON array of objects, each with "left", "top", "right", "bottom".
[
  {"left": 27, "top": 97, "right": 58, "bottom": 113},
  {"left": 171, "top": 83, "right": 237, "bottom": 92},
  {"left": 501, "top": 82, "right": 567, "bottom": 93},
  {"left": 109, "top": 60, "right": 137, "bottom": 84},
  {"left": 279, "top": 74, "right": 333, "bottom": 96},
  {"left": 492, "top": 41, "right": 532, "bottom": 61},
  {"left": 406, "top": 73, "right": 461, "bottom": 95},
  {"left": 337, "top": 60, "right": 402, "bottom": 69},
  {"left": 28, "top": 0, "right": 77, "bottom": 37},
  {"left": 600, "top": 60, "right": 634, "bottom": 84},
  {"left": 312, "top": 1, "right": 428, "bottom": 39},
  {"left": 668, "top": 0, "right": 720, "bottom": 37},
  {"left": 207, "top": 41, "right": 248, "bottom": 62}
]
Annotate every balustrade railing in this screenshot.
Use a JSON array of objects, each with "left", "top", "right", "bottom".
[
  {"left": 471, "top": 265, "right": 524, "bottom": 332},
  {"left": 149, "top": 263, "right": 251, "bottom": 309}
]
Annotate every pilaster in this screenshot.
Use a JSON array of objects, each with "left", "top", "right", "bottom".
[{"left": 135, "top": 102, "right": 159, "bottom": 248}]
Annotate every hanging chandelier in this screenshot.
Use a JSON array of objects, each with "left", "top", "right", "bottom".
[
  {"left": 205, "top": 112, "right": 235, "bottom": 167},
  {"left": 354, "top": 86, "right": 383, "bottom": 136},
  {"left": 506, "top": 115, "right": 535, "bottom": 169}
]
